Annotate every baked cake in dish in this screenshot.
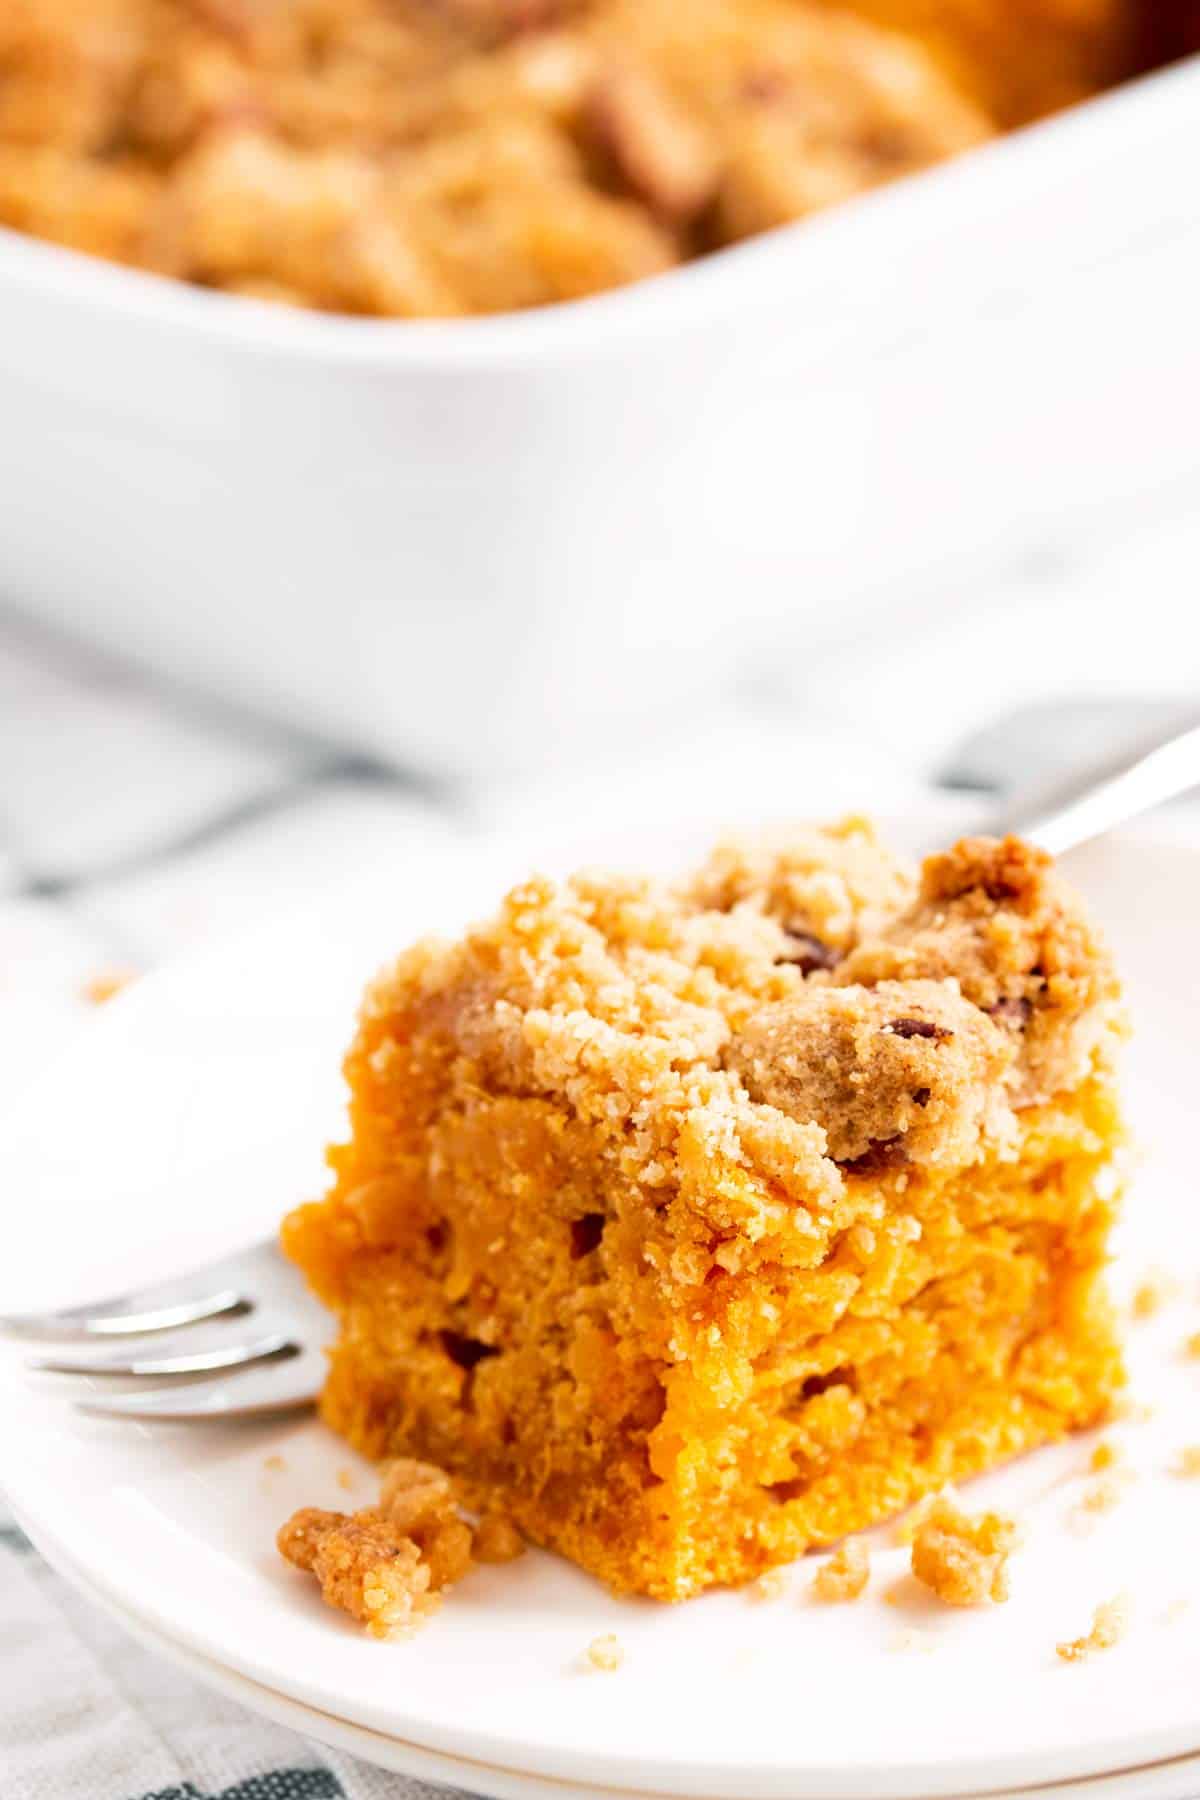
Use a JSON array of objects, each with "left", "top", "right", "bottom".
[
  {"left": 283, "top": 821, "right": 1127, "bottom": 1600},
  {"left": 0, "top": 0, "right": 1170, "bottom": 318}
]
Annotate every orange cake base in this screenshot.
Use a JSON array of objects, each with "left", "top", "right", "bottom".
[{"left": 283, "top": 823, "right": 1126, "bottom": 1600}]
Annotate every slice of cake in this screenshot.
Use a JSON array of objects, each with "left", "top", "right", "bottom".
[{"left": 282, "top": 820, "right": 1127, "bottom": 1601}]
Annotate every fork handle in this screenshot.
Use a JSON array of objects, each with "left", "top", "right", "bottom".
[{"left": 985, "top": 715, "right": 1200, "bottom": 857}]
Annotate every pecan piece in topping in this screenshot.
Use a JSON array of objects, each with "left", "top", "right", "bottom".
[
  {"left": 776, "top": 930, "right": 839, "bottom": 975},
  {"left": 883, "top": 1017, "right": 952, "bottom": 1042}
]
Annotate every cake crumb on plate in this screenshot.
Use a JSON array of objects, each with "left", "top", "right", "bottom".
[
  {"left": 1131, "top": 1271, "right": 1179, "bottom": 1320},
  {"left": 812, "top": 1540, "right": 870, "bottom": 1602},
  {"left": 1169, "top": 1446, "right": 1200, "bottom": 1478},
  {"left": 911, "top": 1495, "right": 1016, "bottom": 1607},
  {"left": 1057, "top": 1596, "right": 1130, "bottom": 1663},
  {"left": 751, "top": 1568, "right": 789, "bottom": 1601},
  {"left": 278, "top": 1456, "right": 474, "bottom": 1639},
  {"left": 82, "top": 969, "right": 137, "bottom": 1006},
  {"left": 586, "top": 1633, "right": 625, "bottom": 1672}
]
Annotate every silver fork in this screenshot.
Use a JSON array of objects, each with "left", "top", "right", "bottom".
[
  {"left": 0, "top": 1240, "right": 328, "bottom": 1421},
  {"left": 6, "top": 709, "right": 1200, "bottom": 1424}
]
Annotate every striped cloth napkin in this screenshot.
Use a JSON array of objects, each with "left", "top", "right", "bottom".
[{"left": 0, "top": 1509, "right": 470, "bottom": 1800}]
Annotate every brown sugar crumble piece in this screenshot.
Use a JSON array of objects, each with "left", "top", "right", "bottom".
[
  {"left": 750, "top": 1567, "right": 790, "bottom": 1601},
  {"left": 910, "top": 1495, "right": 1017, "bottom": 1607},
  {"left": 586, "top": 1632, "right": 625, "bottom": 1671},
  {"left": 282, "top": 824, "right": 1127, "bottom": 1602},
  {"left": 278, "top": 1506, "right": 436, "bottom": 1640},
  {"left": 278, "top": 1456, "right": 474, "bottom": 1639},
  {"left": 1056, "top": 1596, "right": 1130, "bottom": 1663},
  {"left": 812, "top": 1539, "right": 870, "bottom": 1602},
  {"left": 1089, "top": 1440, "right": 1121, "bottom": 1472}
]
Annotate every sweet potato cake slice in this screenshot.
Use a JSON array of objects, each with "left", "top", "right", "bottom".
[{"left": 283, "top": 821, "right": 1126, "bottom": 1600}]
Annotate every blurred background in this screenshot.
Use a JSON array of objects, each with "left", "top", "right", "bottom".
[{"left": 1, "top": 0, "right": 1200, "bottom": 1079}]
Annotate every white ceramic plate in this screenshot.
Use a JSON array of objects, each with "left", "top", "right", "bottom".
[
  {"left": 1, "top": 818, "right": 1199, "bottom": 1800},
  {"left": 19, "top": 1500, "right": 1200, "bottom": 1800}
]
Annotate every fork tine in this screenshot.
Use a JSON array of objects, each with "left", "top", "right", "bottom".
[
  {"left": 0, "top": 1238, "right": 300, "bottom": 1342},
  {"left": 0, "top": 1289, "right": 252, "bottom": 1340},
  {"left": 29, "top": 1332, "right": 297, "bottom": 1378},
  {"left": 76, "top": 1348, "right": 324, "bottom": 1421}
]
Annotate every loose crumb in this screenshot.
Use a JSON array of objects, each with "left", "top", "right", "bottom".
[
  {"left": 1070, "top": 1458, "right": 1137, "bottom": 1533},
  {"left": 1183, "top": 1332, "right": 1200, "bottom": 1360},
  {"left": 893, "top": 1490, "right": 944, "bottom": 1546},
  {"left": 1131, "top": 1271, "right": 1180, "bottom": 1320},
  {"left": 751, "top": 1567, "right": 789, "bottom": 1602},
  {"left": 278, "top": 1455, "right": 474, "bottom": 1639},
  {"left": 1089, "top": 1441, "right": 1121, "bottom": 1473},
  {"left": 82, "top": 969, "right": 137, "bottom": 1006},
  {"left": 812, "top": 1540, "right": 870, "bottom": 1602},
  {"left": 1106, "top": 1395, "right": 1154, "bottom": 1425},
  {"left": 1056, "top": 1596, "right": 1130, "bottom": 1663},
  {"left": 1170, "top": 1446, "right": 1200, "bottom": 1478},
  {"left": 910, "top": 1495, "right": 1016, "bottom": 1607},
  {"left": 586, "top": 1632, "right": 625, "bottom": 1672},
  {"left": 336, "top": 1468, "right": 356, "bottom": 1492},
  {"left": 264, "top": 1454, "right": 287, "bottom": 1472},
  {"left": 277, "top": 1506, "right": 437, "bottom": 1640},
  {"left": 472, "top": 1513, "right": 526, "bottom": 1564}
]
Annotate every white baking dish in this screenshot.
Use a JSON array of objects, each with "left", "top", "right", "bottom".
[{"left": 1, "top": 56, "right": 1197, "bottom": 778}]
